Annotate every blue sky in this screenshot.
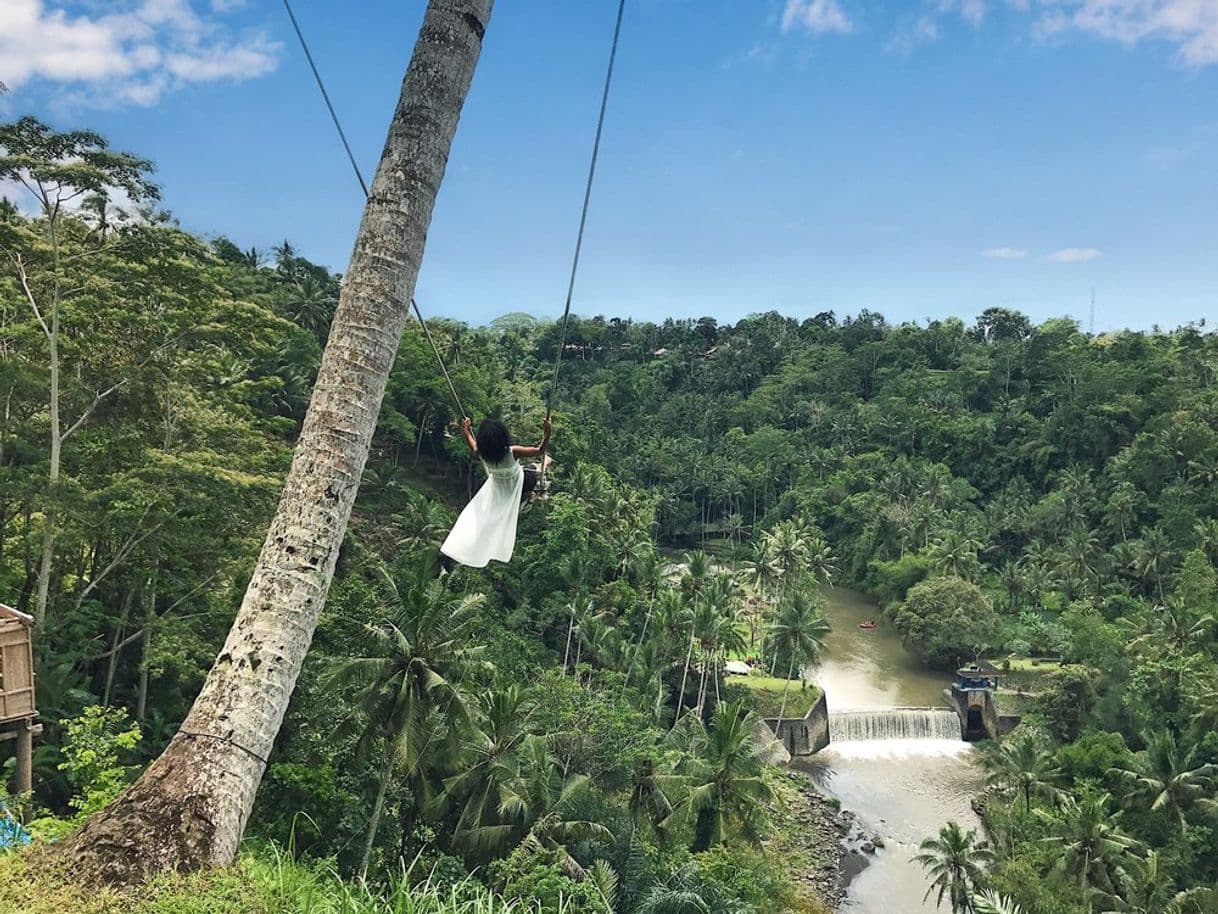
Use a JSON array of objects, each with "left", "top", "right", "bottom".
[{"left": 2, "top": 1, "right": 1216, "bottom": 331}]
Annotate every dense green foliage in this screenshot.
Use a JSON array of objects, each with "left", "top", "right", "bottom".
[
  {"left": 0, "top": 846, "right": 558, "bottom": 914},
  {"left": 5, "top": 118, "right": 1218, "bottom": 913}
]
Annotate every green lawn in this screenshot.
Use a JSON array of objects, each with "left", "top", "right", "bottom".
[
  {"left": 725, "top": 674, "right": 822, "bottom": 718},
  {"left": 997, "top": 656, "right": 1062, "bottom": 673}
]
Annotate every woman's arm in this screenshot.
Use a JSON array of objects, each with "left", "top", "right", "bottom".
[
  {"left": 460, "top": 417, "right": 478, "bottom": 454},
  {"left": 511, "top": 416, "right": 552, "bottom": 459}
]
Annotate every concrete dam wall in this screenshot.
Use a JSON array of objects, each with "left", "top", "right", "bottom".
[{"left": 764, "top": 691, "right": 829, "bottom": 756}]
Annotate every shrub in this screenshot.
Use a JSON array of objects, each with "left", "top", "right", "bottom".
[
  {"left": 864, "top": 553, "right": 932, "bottom": 606},
  {"left": 489, "top": 847, "right": 610, "bottom": 914},
  {"left": 694, "top": 845, "right": 796, "bottom": 914},
  {"left": 59, "top": 706, "right": 142, "bottom": 817}
]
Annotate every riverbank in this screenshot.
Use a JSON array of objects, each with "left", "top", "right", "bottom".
[{"left": 767, "top": 769, "right": 871, "bottom": 911}]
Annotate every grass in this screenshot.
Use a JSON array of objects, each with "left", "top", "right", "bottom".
[
  {"left": 0, "top": 846, "right": 540, "bottom": 914},
  {"left": 726, "top": 674, "right": 822, "bottom": 718},
  {"left": 994, "top": 690, "right": 1035, "bottom": 717},
  {"left": 997, "top": 656, "right": 1062, "bottom": 673}
]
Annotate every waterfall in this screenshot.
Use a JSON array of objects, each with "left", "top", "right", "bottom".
[{"left": 829, "top": 708, "right": 960, "bottom": 742}]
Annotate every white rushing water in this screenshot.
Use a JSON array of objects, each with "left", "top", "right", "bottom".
[{"left": 828, "top": 708, "right": 961, "bottom": 743}]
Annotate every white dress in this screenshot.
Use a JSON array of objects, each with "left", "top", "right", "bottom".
[{"left": 440, "top": 453, "right": 524, "bottom": 568}]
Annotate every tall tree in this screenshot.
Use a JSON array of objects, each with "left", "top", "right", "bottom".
[
  {"left": 1108, "top": 730, "right": 1218, "bottom": 837},
  {"left": 1037, "top": 793, "right": 1142, "bottom": 899},
  {"left": 914, "top": 821, "right": 993, "bottom": 914},
  {"left": 55, "top": 0, "right": 495, "bottom": 885},
  {"left": 982, "top": 733, "right": 1060, "bottom": 814},
  {"left": 328, "top": 559, "right": 486, "bottom": 876},
  {"left": 766, "top": 591, "right": 830, "bottom": 727},
  {"left": 0, "top": 118, "right": 160, "bottom": 625},
  {"left": 668, "top": 701, "right": 773, "bottom": 851}
]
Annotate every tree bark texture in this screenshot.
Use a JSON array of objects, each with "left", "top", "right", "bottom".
[{"left": 52, "top": 0, "right": 494, "bottom": 886}]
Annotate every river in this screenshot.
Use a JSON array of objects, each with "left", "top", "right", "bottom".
[{"left": 795, "top": 587, "right": 983, "bottom": 913}]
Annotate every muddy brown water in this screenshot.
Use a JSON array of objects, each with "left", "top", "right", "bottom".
[{"left": 794, "top": 587, "right": 983, "bottom": 913}]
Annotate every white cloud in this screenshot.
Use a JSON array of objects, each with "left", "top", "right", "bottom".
[
  {"left": 0, "top": 177, "right": 36, "bottom": 214},
  {"left": 982, "top": 246, "right": 1030, "bottom": 259},
  {"left": 887, "top": 16, "right": 941, "bottom": 54},
  {"left": 775, "top": 0, "right": 1218, "bottom": 67},
  {"left": 0, "top": 0, "right": 279, "bottom": 107},
  {"left": 1047, "top": 247, "right": 1104, "bottom": 262},
  {"left": 1027, "top": 0, "right": 1218, "bottom": 67},
  {"left": 940, "top": 0, "right": 987, "bottom": 26},
  {"left": 781, "top": 0, "right": 853, "bottom": 35}
]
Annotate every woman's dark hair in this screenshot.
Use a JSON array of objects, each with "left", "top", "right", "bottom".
[{"left": 475, "top": 418, "right": 512, "bottom": 463}]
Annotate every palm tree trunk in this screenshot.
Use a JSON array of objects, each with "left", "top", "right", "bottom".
[
  {"left": 563, "top": 605, "right": 576, "bottom": 672},
  {"left": 695, "top": 659, "right": 707, "bottom": 717},
  {"left": 359, "top": 750, "right": 397, "bottom": 879},
  {"left": 103, "top": 587, "right": 135, "bottom": 707},
  {"left": 55, "top": 1, "right": 494, "bottom": 886},
  {"left": 675, "top": 629, "right": 695, "bottom": 725},
  {"left": 776, "top": 656, "right": 795, "bottom": 729},
  {"left": 135, "top": 563, "right": 159, "bottom": 721}
]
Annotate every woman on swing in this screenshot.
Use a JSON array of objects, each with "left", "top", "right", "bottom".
[{"left": 440, "top": 415, "right": 553, "bottom": 569}]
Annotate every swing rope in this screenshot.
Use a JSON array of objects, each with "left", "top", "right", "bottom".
[
  {"left": 539, "top": 0, "right": 628, "bottom": 486},
  {"left": 546, "top": 0, "right": 627, "bottom": 420},
  {"left": 282, "top": 0, "right": 467, "bottom": 419},
  {"left": 283, "top": 0, "right": 629, "bottom": 462},
  {"left": 281, "top": 0, "right": 368, "bottom": 199}
]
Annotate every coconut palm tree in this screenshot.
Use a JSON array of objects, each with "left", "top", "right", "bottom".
[
  {"left": 982, "top": 732, "right": 1061, "bottom": 814},
  {"left": 1135, "top": 529, "right": 1174, "bottom": 602},
  {"left": 286, "top": 275, "right": 338, "bottom": 341},
  {"left": 804, "top": 532, "right": 838, "bottom": 585},
  {"left": 459, "top": 736, "right": 612, "bottom": 870},
  {"left": 1099, "top": 849, "right": 1178, "bottom": 914},
  {"left": 681, "top": 551, "right": 713, "bottom": 603},
  {"left": 744, "top": 537, "right": 778, "bottom": 605},
  {"left": 971, "top": 891, "right": 1025, "bottom": 914},
  {"left": 1057, "top": 528, "right": 1104, "bottom": 596},
  {"left": 634, "top": 863, "right": 725, "bottom": 914},
  {"left": 437, "top": 684, "right": 534, "bottom": 850},
  {"left": 327, "top": 559, "right": 487, "bottom": 875},
  {"left": 1109, "top": 730, "right": 1218, "bottom": 836},
  {"left": 1107, "top": 483, "right": 1138, "bottom": 544},
  {"left": 667, "top": 701, "right": 772, "bottom": 851},
  {"left": 610, "top": 527, "right": 653, "bottom": 580},
  {"left": 628, "top": 756, "right": 675, "bottom": 832},
  {"left": 1037, "top": 793, "right": 1142, "bottom": 898},
  {"left": 690, "top": 574, "right": 742, "bottom": 716},
  {"left": 652, "top": 587, "right": 687, "bottom": 658},
  {"left": 930, "top": 529, "right": 984, "bottom": 581},
  {"left": 1058, "top": 466, "right": 1096, "bottom": 528},
  {"left": 559, "top": 552, "right": 590, "bottom": 672},
  {"left": 998, "top": 562, "right": 1027, "bottom": 612},
  {"left": 1126, "top": 603, "right": 1215, "bottom": 656},
  {"left": 1194, "top": 518, "right": 1218, "bottom": 565},
  {"left": 765, "top": 522, "right": 809, "bottom": 599},
  {"left": 60, "top": 0, "right": 496, "bottom": 883},
  {"left": 913, "top": 821, "right": 992, "bottom": 914},
  {"left": 766, "top": 591, "right": 831, "bottom": 727},
  {"left": 390, "top": 490, "right": 453, "bottom": 555}
]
